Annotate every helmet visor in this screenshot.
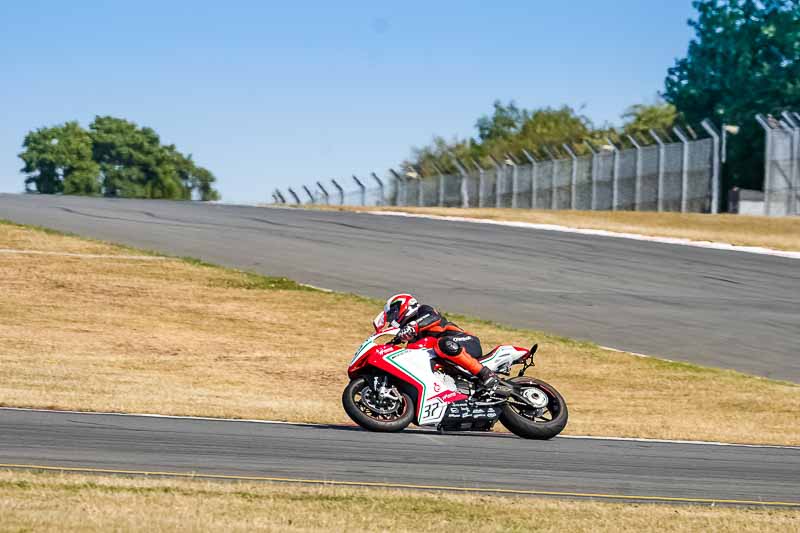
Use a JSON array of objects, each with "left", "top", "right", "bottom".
[{"left": 384, "top": 300, "right": 403, "bottom": 325}]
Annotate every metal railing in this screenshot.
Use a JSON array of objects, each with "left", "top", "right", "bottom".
[{"left": 274, "top": 120, "right": 723, "bottom": 214}]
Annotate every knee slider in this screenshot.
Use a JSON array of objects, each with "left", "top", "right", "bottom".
[{"left": 438, "top": 337, "right": 462, "bottom": 356}]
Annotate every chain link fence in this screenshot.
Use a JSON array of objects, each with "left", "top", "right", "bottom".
[
  {"left": 275, "top": 122, "right": 726, "bottom": 214},
  {"left": 758, "top": 112, "right": 800, "bottom": 216},
  {"left": 386, "top": 129, "right": 718, "bottom": 213}
]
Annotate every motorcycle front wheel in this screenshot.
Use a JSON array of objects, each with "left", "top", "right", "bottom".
[
  {"left": 342, "top": 375, "right": 415, "bottom": 432},
  {"left": 499, "top": 376, "right": 568, "bottom": 440}
]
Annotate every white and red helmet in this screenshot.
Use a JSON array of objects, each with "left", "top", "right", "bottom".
[{"left": 373, "top": 293, "right": 420, "bottom": 332}]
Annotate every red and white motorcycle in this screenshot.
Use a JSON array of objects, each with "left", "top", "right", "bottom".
[{"left": 342, "top": 324, "right": 568, "bottom": 439}]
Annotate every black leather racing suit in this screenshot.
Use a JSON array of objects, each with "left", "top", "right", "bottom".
[{"left": 399, "top": 305, "right": 484, "bottom": 374}]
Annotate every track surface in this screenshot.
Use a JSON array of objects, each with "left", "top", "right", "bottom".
[
  {"left": 1, "top": 194, "right": 799, "bottom": 381},
  {"left": 1, "top": 409, "right": 798, "bottom": 505}
]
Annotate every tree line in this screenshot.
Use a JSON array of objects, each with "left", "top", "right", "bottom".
[
  {"left": 19, "top": 116, "right": 220, "bottom": 201},
  {"left": 405, "top": 0, "right": 800, "bottom": 194},
  {"left": 404, "top": 101, "right": 678, "bottom": 178}
]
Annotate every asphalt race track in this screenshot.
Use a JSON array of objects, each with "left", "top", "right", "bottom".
[
  {"left": 1, "top": 194, "right": 798, "bottom": 381},
  {"left": 1, "top": 409, "right": 798, "bottom": 506}
]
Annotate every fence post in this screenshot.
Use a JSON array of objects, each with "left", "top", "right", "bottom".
[
  {"left": 605, "top": 139, "right": 620, "bottom": 211},
  {"left": 626, "top": 135, "right": 643, "bottom": 211},
  {"left": 563, "top": 144, "right": 578, "bottom": 209},
  {"left": 275, "top": 190, "right": 287, "bottom": 204},
  {"left": 700, "top": 119, "right": 721, "bottom": 214},
  {"left": 449, "top": 154, "right": 470, "bottom": 208},
  {"left": 352, "top": 175, "right": 366, "bottom": 206},
  {"left": 542, "top": 146, "right": 557, "bottom": 210},
  {"left": 511, "top": 158, "right": 519, "bottom": 208},
  {"left": 431, "top": 162, "right": 445, "bottom": 207},
  {"left": 472, "top": 159, "right": 486, "bottom": 208},
  {"left": 331, "top": 179, "right": 345, "bottom": 205},
  {"left": 649, "top": 130, "right": 666, "bottom": 212},
  {"left": 755, "top": 115, "right": 772, "bottom": 216},
  {"left": 389, "top": 169, "right": 404, "bottom": 206},
  {"left": 781, "top": 112, "right": 799, "bottom": 216},
  {"left": 316, "top": 181, "right": 330, "bottom": 205},
  {"left": 778, "top": 117, "right": 796, "bottom": 215},
  {"left": 522, "top": 149, "right": 538, "bottom": 209},
  {"left": 673, "top": 127, "right": 691, "bottom": 213},
  {"left": 505, "top": 153, "right": 520, "bottom": 209},
  {"left": 370, "top": 172, "right": 385, "bottom": 206},
  {"left": 584, "top": 142, "right": 597, "bottom": 210},
  {"left": 302, "top": 185, "right": 316, "bottom": 204},
  {"left": 287, "top": 187, "right": 301, "bottom": 205},
  {"left": 439, "top": 167, "right": 446, "bottom": 207},
  {"left": 488, "top": 155, "right": 502, "bottom": 208}
]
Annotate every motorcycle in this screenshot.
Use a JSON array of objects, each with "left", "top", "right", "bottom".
[{"left": 342, "top": 326, "right": 568, "bottom": 439}]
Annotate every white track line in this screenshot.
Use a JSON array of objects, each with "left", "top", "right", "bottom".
[
  {"left": 2, "top": 407, "right": 796, "bottom": 449},
  {"left": 298, "top": 283, "right": 333, "bottom": 292},
  {"left": 0, "top": 249, "right": 168, "bottom": 260},
  {"left": 599, "top": 345, "right": 674, "bottom": 361},
  {"left": 367, "top": 211, "right": 800, "bottom": 260}
]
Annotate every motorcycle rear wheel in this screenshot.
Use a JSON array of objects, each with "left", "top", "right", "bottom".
[
  {"left": 499, "top": 376, "right": 568, "bottom": 440},
  {"left": 342, "top": 376, "right": 415, "bottom": 432}
]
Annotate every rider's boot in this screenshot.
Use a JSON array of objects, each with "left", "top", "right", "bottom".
[
  {"left": 434, "top": 337, "right": 514, "bottom": 399},
  {"left": 477, "top": 367, "right": 512, "bottom": 398}
]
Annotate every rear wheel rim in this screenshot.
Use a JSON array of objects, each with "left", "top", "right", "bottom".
[{"left": 509, "top": 385, "right": 561, "bottom": 423}]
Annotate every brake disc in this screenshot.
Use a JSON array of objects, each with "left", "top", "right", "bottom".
[
  {"left": 359, "top": 386, "right": 402, "bottom": 415},
  {"left": 521, "top": 387, "right": 549, "bottom": 409}
]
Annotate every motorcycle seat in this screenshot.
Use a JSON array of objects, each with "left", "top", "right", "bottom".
[{"left": 479, "top": 346, "right": 501, "bottom": 362}]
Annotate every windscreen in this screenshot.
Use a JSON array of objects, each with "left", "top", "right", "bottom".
[{"left": 372, "top": 310, "right": 386, "bottom": 332}]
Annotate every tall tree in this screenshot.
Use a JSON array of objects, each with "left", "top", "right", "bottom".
[
  {"left": 621, "top": 103, "right": 679, "bottom": 138},
  {"left": 406, "top": 101, "right": 603, "bottom": 175},
  {"left": 405, "top": 136, "right": 478, "bottom": 176},
  {"left": 89, "top": 116, "right": 173, "bottom": 198},
  {"left": 664, "top": 0, "right": 800, "bottom": 190},
  {"left": 20, "top": 116, "right": 221, "bottom": 200},
  {"left": 87, "top": 116, "right": 219, "bottom": 200},
  {"left": 510, "top": 105, "right": 594, "bottom": 156},
  {"left": 19, "top": 122, "right": 100, "bottom": 195},
  {"left": 475, "top": 100, "right": 527, "bottom": 143},
  {"left": 192, "top": 166, "right": 221, "bottom": 201}
]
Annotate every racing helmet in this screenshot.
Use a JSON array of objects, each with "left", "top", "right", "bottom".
[{"left": 373, "top": 293, "right": 419, "bottom": 332}]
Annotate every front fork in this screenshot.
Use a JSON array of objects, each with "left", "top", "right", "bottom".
[{"left": 371, "top": 374, "right": 401, "bottom": 403}]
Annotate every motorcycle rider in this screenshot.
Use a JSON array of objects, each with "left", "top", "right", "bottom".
[{"left": 376, "top": 293, "right": 511, "bottom": 397}]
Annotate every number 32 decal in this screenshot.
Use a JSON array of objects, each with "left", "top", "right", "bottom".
[{"left": 423, "top": 402, "right": 442, "bottom": 419}]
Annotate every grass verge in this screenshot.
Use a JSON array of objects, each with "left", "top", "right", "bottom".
[
  {"left": 0, "top": 220, "right": 798, "bottom": 444},
  {"left": 0, "top": 470, "right": 796, "bottom": 533},
  {"left": 310, "top": 206, "right": 800, "bottom": 252}
]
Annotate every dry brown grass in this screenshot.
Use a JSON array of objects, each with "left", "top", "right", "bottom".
[
  {"left": 0, "top": 220, "right": 138, "bottom": 256},
  {"left": 1, "top": 470, "right": 797, "bottom": 533},
  {"left": 316, "top": 206, "right": 800, "bottom": 252},
  {"left": 0, "top": 221, "right": 798, "bottom": 444}
]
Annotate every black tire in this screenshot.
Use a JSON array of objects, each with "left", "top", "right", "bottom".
[
  {"left": 499, "top": 376, "right": 568, "bottom": 440},
  {"left": 342, "top": 376, "right": 415, "bottom": 432}
]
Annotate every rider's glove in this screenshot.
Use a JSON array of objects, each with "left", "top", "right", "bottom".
[{"left": 397, "top": 323, "right": 418, "bottom": 342}]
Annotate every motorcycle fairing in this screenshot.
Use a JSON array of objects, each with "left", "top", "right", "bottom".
[
  {"left": 348, "top": 329, "right": 529, "bottom": 426},
  {"left": 379, "top": 348, "right": 468, "bottom": 425}
]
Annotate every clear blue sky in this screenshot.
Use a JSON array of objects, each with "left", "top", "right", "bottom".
[{"left": 0, "top": 1, "right": 695, "bottom": 202}]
